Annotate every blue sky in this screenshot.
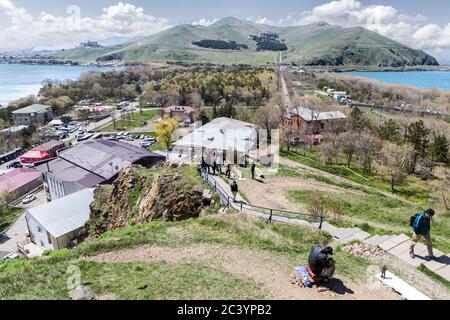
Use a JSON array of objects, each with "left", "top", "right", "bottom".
[{"left": 0, "top": 0, "right": 449, "bottom": 61}]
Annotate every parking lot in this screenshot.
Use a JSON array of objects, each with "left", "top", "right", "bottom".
[{"left": 0, "top": 189, "right": 47, "bottom": 257}]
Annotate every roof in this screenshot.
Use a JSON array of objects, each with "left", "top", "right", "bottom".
[
  {"left": 35, "top": 140, "right": 65, "bottom": 152},
  {"left": 48, "top": 119, "right": 63, "bottom": 126},
  {"left": 0, "top": 168, "right": 42, "bottom": 193},
  {"left": 36, "top": 158, "right": 104, "bottom": 188},
  {"left": 26, "top": 189, "right": 94, "bottom": 238},
  {"left": 288, "top": 107, "right": 347, "bottom": 122},
  {"left": 36, "top": 139, "right": 165, "bottom": 186},
  {"left": 57, "top": 140, "right": 164, "bottom": 180},
  {"left": 12, "top": 104, "right": 51, "bottom": 115},
  {"left": 21, "top": 150, "right": 50, "bottom": 160},
  {"left": 164, "top": 106, "right": 197, "bottom": 114},
  {"left": 1, "top": 125, "right": 28, "bottom": 134},
  {"left": 175, "top": 117, "right": 258, "bottom": 153}
]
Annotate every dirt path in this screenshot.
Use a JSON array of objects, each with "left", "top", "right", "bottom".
[
  {"left": 238, "top": 176, "right": 365, "bottom": 213},
  {"left": 85, "top": 244, "right": 399, "bottom": 300}
]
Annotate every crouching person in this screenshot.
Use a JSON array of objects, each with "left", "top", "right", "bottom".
[{"left": 308, "top": 245, "right": 336, "bottom": 282}]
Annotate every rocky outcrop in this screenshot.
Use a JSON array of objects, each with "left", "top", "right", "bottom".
[{"left": 88, "top": 165, "right": 204, "bottom": 236}]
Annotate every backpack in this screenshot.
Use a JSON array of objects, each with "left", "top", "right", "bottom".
[{"left": 409, "top": 214, "right": 419, "bottom": 227}]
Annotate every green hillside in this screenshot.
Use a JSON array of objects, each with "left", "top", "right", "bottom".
[{"left": 51, "top": 17, "right": 438, "bottom": 67}]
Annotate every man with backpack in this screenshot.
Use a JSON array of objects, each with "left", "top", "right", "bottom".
[{"left": 409, "top": 209, "right": 436, "bottom": 260}]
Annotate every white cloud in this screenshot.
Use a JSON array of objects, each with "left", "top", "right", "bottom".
[
  {"left": 0, "top": 1, "right": 171, "bottom": 50},
  {"left": 192, "top": 18, "right": 218, "bottom": 26}
]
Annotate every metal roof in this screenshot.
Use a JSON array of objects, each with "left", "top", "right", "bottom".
[
  {"left": 58, "top": 140, "right": 164, "bottom": 180},
  {"left": 289, "top": 107, "right": 347, "bottom": 122},
  {"left": 26, "top": 189, "right": 94, "bottom": 238},
  {"left": 0, "top": 168, "right": 42, "bottom": 193},
  {"left": 175, "top": 117, "right": 258, "bottom": 153},
  {"left": 12, "top": 104, "right": 51, "bottom": 114}
]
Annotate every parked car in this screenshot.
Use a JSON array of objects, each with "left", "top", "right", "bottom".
[
  {"left": 1, "top": 253, "right": 20, "bottom": 261},
  {"left": 7, "top": 161, "right": 23, "bottom": 169},
  {"left": 22, "top": 194, "right": 36, "bottom": 205}
]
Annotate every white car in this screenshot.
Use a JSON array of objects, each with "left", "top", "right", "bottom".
[
  {"left": 22, "top": 194, "right": 36, "bottom": 205},
  {"left": 2, "top": 253, "right": 20, "bottom": 261}
]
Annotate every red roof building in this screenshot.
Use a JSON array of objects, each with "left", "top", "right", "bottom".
[
  {"left": 0, "top": 168, "right": 43, "bottom": 201},
  {"left": 20, "top": 140, "right": 65, "bottom": 165}
]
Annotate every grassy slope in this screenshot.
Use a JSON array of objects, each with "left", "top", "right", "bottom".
[
  {"left": 51, "top": 18, "right": 437, "bottom": 66},
  {"left": 0, "top": 207, "right": 24, "bottom": 233},
  {"left": 279, "top": 151, "right": 450, "bottom": 252},
  {"left": 0, "top": 213, "right": 363, "bottom": 300}
]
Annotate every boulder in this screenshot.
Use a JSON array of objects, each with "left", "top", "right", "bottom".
[{"left": 69, "top": 285, "right": 95, "bottom": 300}]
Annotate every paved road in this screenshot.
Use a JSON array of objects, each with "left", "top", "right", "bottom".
[{"left": 0, "top": 190, "right": 47, "bottom": 254}]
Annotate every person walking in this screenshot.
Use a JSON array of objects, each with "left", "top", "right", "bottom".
[
  {"left": 250, "top": 161, "right": 256, "bottom": 180},
  {"left": 225, "top": 162, "right": 232, "bottom": 178},
  {"left": 212, "top": 159, "right": 217, "bottom": 176},
  {"left": 230, "top": 181, "right": 239, "bottom": 202},
  {"left": 410, "top": 209, "right": 436, "bottom": 260}
]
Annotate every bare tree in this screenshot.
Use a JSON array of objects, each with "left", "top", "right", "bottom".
[
  {"left": 255, "top": 103, "right": 281, "bottom": 142},
  {"left": 378, "top": 142, "right": 413, "bottom": 192}
]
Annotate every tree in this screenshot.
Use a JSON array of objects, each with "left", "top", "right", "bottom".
[
  {"left": 378, "top": 142, "right": 413, "bottom": 191},
  {"left": 338, "top": 131, "right": 358, "bottom": 168},
  {"left": 198, "top": 109, "right": 210, "bottom": 125},
  {"left": 254, "top": 103, "right": 281, "bottom": 142},
  {"left": 0, "top": 189, "right": 16, "bottom": 208},
  {"left": 356, "top": 132, "right": 381, "bottom": 174},
  {"left": 348, "top": 107, "right": 369, "bottom": 132},
  {"left": 377, "top": 119, "right": 400, "bottom": 141},
  {"left": 406, "top": 120, "right": 430, "bottom": 173},
  {"left": 429, "top": 135, "right": 449, "bottom": 164},
  {"left": 155, "top": 117, "right": 180, "bottom": 150}
]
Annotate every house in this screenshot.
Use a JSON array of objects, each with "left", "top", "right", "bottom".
[
  {"left": 1, "top": 125, "right": 28, "bottom": 137},
  {"left": 25, "top": 189, "right": 94, "bottom": 251},
  {"left": 284, "top": 107, "right": 347, "bottom": 134},
  {"left": 36, "top": 139, "right": 165, "bottom": 201},
  {"left": 20, "top": 140, "right": 65, "bottom": 165},
  {"left": 162, "top": 106, "right": 198, "bottom": 124},
  {"left": 79, "top": 41, "right": 103, "bottom": 49},
  {"left": 332, "top": 91, "right": 348, "bottom": 102},
  {"left": 12, "top": 104, "right": 53, "bottom": 126},
  {"left": 0, "top": 168, "right": 43, "bottom": 202},
  {"left": 174, "top": 117, "right": 258, "bottom": 164}
]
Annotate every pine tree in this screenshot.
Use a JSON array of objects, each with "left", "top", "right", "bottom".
[
  {"left": 406, "top": 120, "right": 430, "bottom": 173},
  {"left": 430, "top": 135, "right": 449, "bottom": 164}
]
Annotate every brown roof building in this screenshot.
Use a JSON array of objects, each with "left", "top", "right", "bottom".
[{"left": 162, "top": 106, "right": 198, "bottom": 123}]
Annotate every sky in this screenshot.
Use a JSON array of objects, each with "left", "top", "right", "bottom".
[{"left": 0, "top": 0, "right": 449, "bottom": 61}]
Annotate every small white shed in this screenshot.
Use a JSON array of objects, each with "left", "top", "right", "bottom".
[{"left": 26, "top": 189, "right": 94, "bottom": 251}]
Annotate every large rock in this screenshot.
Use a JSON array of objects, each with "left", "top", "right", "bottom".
[
  {"left": 88, "top": 165, "right": 204, "bottom": 235},
  {"left": 69, "top": 286, "right": 95, "bottom": 300}
]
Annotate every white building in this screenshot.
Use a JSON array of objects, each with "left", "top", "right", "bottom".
[
  {"left": 25, "top": 189, "right": 94, "bottom": 251},
  {"left": 174, "top": 117, "right": 259, "bottom": 164}
]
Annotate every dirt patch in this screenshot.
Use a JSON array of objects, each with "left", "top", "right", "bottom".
[
  {"left": 85, "top": 244, "right": 399, "bottom": 300},
  {"left": 238, "top": 176, "right": 365, "bottom": 212},
  {"left": 97, "top": 293, "right": 116, "bottom": 300}
]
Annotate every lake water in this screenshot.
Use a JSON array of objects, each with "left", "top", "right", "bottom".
[
  {"left": 343, "top": 71, "right": 450, "bottom": 90},
  {"left": 0, "top": 64, "right": 120, "bottom": 106}
]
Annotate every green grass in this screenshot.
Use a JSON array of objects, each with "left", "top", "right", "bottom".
[
  {"left": 281, "top": 148, "right": 434, "bottom": 204},
  {"left": 288, "top": 189, "right": 450, "bottom": 252},
  {"left": 99, "top": 110, "right": 159, "bottom": 132},
  {"left": 0, "top": 212, "right": 378, "bottom": 299},
  {"left": 0, "top": 207, "right": 24, "bottom": 233},
  {"left": 418, "top": 264, "right": 450, "bottom": 293}
]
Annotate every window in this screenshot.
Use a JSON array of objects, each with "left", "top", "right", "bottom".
[
  {"left": 47, "top": 232, "right": 52, "bottom": 244},
  {"left": 37, "top": 226, "right": 42, "bottom": 233},
  {"left": 40, "top": 241, "right": 44, "bottom": 247}
]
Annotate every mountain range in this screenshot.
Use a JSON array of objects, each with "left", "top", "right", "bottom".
[{"left": 51, "top": 17, "right": 439, "bottom": 67}]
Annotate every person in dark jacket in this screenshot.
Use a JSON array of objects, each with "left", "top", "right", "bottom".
[
  {"left": 308, "top": 245, "right": 335, "bottom": 281},
  {"left": 250, "top": 162, "right": 256, "bottom": 179},
  {"left": 410, "top": 209, "right": 435, "bottom": 260},
  {"left": 225, "top": 162, "right": 232, "bottom": 178},
  {"left": 230, "top": 181, "right": 239, "bottom": 202}
]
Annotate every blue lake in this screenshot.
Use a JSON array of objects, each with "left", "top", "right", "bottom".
[
  {"left": 343, "top": 71, "right": 450, "bottom": 90},
  {"left": 0, "top": 64, "right": 120, "bottom": 106}
]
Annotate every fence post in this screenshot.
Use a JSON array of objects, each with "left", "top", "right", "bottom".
[
  {"left": 240, "top": 201, "right": 243, "bottom": 211},
  {"left": 319, "top": 216, "right": 323, "bottom": 230}
]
